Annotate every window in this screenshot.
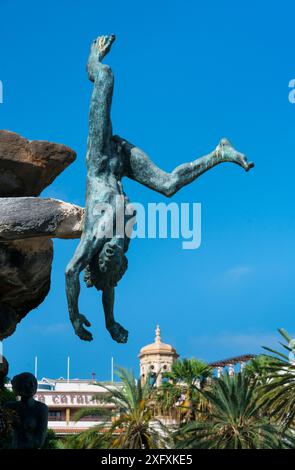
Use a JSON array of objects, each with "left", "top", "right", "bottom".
[
  {"left": 48, "top": 411, "right": 61, "bottom": 419},
  {"left": 37, "top": 384, "right": 54, "bottom": 391}
]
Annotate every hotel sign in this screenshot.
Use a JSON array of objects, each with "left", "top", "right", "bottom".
[{"left": 35, "top": 393, "right": 104, "bottom": 407}]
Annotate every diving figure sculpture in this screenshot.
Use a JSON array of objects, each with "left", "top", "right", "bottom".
[{"left": 65, "top": 35, "right": 254, "bottom": 344}]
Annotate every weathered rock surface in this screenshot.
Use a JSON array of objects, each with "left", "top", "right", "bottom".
[
  {"left": 0, "top": 130, "right": 76, "bottom": 197},
  {"left": 0, "top": 197, "right": 84, "bottom": 241},
  {"left": 0, "top": 238, "right": 53, "bottom": 340},
  {"left": 0, "top": 130, "right": 78, "bottom": 339}
]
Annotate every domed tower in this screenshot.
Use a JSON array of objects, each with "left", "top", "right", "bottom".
[{"left": 139, "top": 326, "right": 179, "bottom": 387}]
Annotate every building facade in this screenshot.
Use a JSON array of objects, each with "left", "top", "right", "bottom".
[
  {"left": 36, "top": 378, "right": 119, "bottom": 435},
  {"left": 33, "top": 327, "right": 254, "bottom": 435}
]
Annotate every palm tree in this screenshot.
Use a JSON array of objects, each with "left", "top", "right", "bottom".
[
  {"left": 62, "top": 427, "right": 109, "bottom": 449},
  {"left": 0, "top": 375, "right": 16, "bottom": 449},
  {"left": 155, "top": 358, "right": 211, "bottom": 423},
  {"left": 258, "top": 328, "right": 295, "bottom": 428},
  {"left": 74, "top": 367, "right": 169, "bottom": 449},
  {"left": 153, "top": 382, "right": 182, "bottom": 419},
  {"left": 0, "top": 406, "right": 16, "bottom": 449},
  {"left": 175, "top": 372, "right": 281, "bottom": 449},
  {"left": 42, "top": 429, "right": 63, "bottom": 449},
  {"left": 243, "top": 354, "right": 276, "bottom": 386},
  {"left": 164, "top": 358, "right": 211, "bottom": 387}
]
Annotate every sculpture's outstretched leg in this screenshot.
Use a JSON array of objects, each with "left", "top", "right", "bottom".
[
  {"left": 86, "top": 35, "right": 115, "bottom": 156},
  {"left": 114, "top": 136, "right": 254, "bottom": 197},
  {"left": 102, "top": 287, "right": 128, "bottom": 343},
  {"left": 66, "top": 35, "right": 116, "bottom": 342}
]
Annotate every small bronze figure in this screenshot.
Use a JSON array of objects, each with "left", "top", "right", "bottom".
[{"left": 5, "top": 372, "right": 48, "bottom": 449}]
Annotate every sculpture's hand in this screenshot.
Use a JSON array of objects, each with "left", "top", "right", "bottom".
[
  {"left": 73, "top": 314, "right": 93, "bottom": 342},
  {"left": 108, "top": 322, "right": 129, "bottom": 344}
]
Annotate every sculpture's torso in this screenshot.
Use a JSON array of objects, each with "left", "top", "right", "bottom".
[
  {"left": 84, "top": 142, "right": 128, "bottom": 226},
  {"left": 5, "top": 399, "right": 48, "bottom": 449}
]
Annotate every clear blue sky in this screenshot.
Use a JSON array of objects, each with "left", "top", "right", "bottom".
[{"left": 1, "top": 0, "right": 295, "bottom": 380}]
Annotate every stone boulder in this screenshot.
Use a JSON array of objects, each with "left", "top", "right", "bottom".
[
  {"left": 0, "top": 238, "right": 53, "bottom": 340},
  {"left": 0, "top": 130, "right": 76, "bottom": 197},
  {"left": 0, "top": 130, "right": 78, "bottom": 340},
  {"left": 0, "top": 197, "right": 84, "bottom": 241}
]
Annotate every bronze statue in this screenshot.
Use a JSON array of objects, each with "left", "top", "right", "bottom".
[
  {"left": 65, "top": 35, "right": 254, "bottom": 344},
  {"left": 4, "top": 372, "right": 48, "bottom": 449}
]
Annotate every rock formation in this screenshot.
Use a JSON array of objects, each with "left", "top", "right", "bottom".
[
  {"left": 0, "top": 239, "right": 53, "bottom": 339},
  {"left": 0, "top": 130, "right": 76, "bottom": 197},
  {"left": 0, "top": 130, "right": 80, "bottom": 340},
  {"left": 0, "top": 197, "right": 84, "bottom": 241}
]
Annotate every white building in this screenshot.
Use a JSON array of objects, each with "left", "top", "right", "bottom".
[
  {"left": 33, "top": 327, "right": 254, "bottom": 435},
  {"left": 36, "top": 378, "right": 120, "bottom": 435},
  {"left": 34, "top": 326, "right": 178, "bottom": 435}
]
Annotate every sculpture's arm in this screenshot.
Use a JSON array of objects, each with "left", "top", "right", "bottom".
[
  {"left": 114, "top": 136, "right": 254, "bottom": 197},
  {"left": 102, "top": 287, "right": 115, "bottom": 331},
  {"left": 102, "top": 287, "right": 128, "bottom": 343}
]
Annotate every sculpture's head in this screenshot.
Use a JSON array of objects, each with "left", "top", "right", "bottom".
[
  {"left": 0, "top": 355, "right": 9, "bottom": 388},
  {"left": 84, "top": 239, "right": 128, "bottom": 290},
  {"left": 11, "top": 372, "right": 37, "bottom": 399}
]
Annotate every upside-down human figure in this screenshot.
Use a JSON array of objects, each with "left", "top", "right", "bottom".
[{"left": 65, "top": 35, "right": 254, "bottom": 343}]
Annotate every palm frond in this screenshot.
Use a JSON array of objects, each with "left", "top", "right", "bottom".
[{"left": 73, "top": 406, "right": 112, "bottom": 422}]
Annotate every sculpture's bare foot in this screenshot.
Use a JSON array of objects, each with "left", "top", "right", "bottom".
[
  {"left": 216, "top": 138, "right": 254, "bottom": 172},
  {"left": 108, "top": 322, "right": 128, "bottom": 344},
  {"left": 87, "top": 35, "right": 116, "bottom": 81},
  {"left": 92, "top": 34, "right": 116, "bottom": 61},
  {"left": 73, "top": 314, "right": 93, "bottom": 342}
]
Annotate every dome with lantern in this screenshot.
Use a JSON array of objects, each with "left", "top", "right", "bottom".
[
  {"left": 139, "top": 326, "right": 179, "bottom": 386},
  {"left": 139, "top": 325, "right": 178, "bottom": 358}
]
